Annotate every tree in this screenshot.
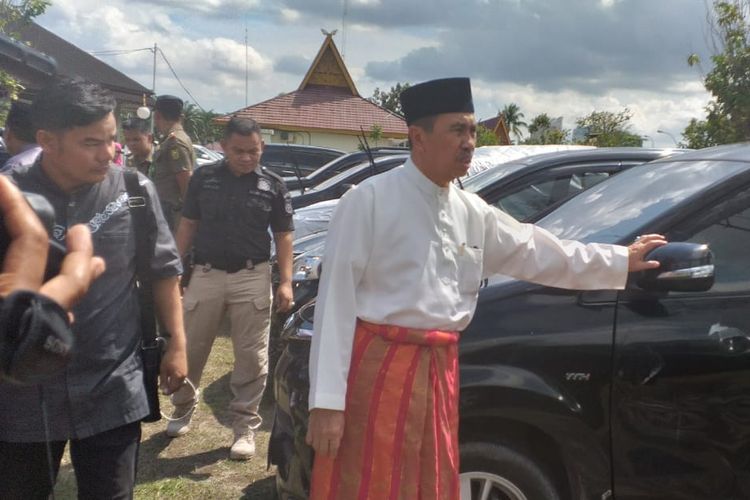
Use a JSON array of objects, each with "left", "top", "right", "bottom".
[
  {"left": 0, "top": 1, "right": 51, "bottom": 102},
  {"left": 182, "top": 103, "right": 223, "bottom": 145},
  {"left": 476, "top": 124, "right": 498, "bottom": 146},
  {"left": 524, "top": 113, "right": 570, "bottom": 144},
  {"left": 527, "top": 113, "right": 551, "bottom": 136},
  {"left": 370, "top": 82, "right": 410, "bottom": 116},
  {"left": 575, "top": 109, "right": 643, "bottom": 147},
  {"left": 499, "top": 103, "right": 526, "bottom": 144},
  {"left": 368, "top": 124, "right": 383, "bottom": 147},
  {"left": 683, "top": 1, "right": 750, "bottom": 146}
]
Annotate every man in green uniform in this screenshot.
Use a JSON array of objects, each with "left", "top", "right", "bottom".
[{"left": 152, "top": 95, "right": 195, "bottom": 232}]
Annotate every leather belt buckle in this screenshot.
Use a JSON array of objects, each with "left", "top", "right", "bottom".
[
  {"left": 202, "top": 263, "right": 212, "bottom": 272},
  {"left": 245, "top": 259, "right": 255, "bottom": 271}
]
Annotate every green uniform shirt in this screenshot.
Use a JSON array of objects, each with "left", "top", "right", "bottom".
[{"left": 151, "top": 124, "right": 195, "bottom": 230}]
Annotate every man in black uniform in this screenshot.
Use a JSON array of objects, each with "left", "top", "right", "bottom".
[{"left": 168, "top": 116, "right": 294, "bottom": 460}]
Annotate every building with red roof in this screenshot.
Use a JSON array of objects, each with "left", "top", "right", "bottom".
[{"left": 220, "top": 34, "right": 407, "bottom": 151}]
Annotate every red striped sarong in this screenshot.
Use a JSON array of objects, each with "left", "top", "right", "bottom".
[{"left": 310, "top": 319, "right": 460, "bottom": 500}]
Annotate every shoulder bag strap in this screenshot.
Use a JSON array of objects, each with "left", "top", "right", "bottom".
[{"left": 123, "top": 171, "right": 158, "bottom": 347}]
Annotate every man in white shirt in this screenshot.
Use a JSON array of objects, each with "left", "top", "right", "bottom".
[{"left": 305, "top": 77, "right": 666, "bottom": 499}]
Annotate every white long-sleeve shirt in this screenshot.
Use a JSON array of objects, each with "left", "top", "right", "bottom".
[{"left": 309, "top": 159, "right": 629, "bottom": 411}]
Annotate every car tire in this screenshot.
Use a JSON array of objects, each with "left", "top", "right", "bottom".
[{"left": 460, "top": 442, "right": 561, "bottom": 500}]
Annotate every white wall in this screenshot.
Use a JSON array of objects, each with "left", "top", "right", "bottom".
[{"left": 266, "top": 130, "right": 404, "bottom": 152}]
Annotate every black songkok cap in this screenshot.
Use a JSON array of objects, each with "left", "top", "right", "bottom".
[
  {"left": 154, "top": 95, "right": 183, "bottom": 115},
  {"left": 399, "top": 77, "right": 474, "bottom": 125}
]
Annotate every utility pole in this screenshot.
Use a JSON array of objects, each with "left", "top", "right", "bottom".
[
  {"left": 245, "top": 26, "right": 248, "bottom": 107},
  {"left": 657, "top": 129, "right": 678, "bottom": 146},
  {"left": 341, "top": 0, "right": 348, "bottom": 59},
  {"left": 152, "top": 43, "right": 157, "bottom": 93}
]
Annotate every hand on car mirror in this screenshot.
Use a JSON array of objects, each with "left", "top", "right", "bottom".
[{"left": 627, "top": 234, "right": 668, "bottom": 272}]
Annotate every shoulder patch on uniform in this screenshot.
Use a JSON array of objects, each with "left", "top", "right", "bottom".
[
  {"left": 171, "top": 149, "right": 180, "bottom": 160},
  {"left": 285, "top": 199, "right": 293, "bottom": 214},
  {"left": 259, "top": 166, "right": 285, "bottom": 183},
  {"left": 257, "top": 178, "right": 272, "bottom": 192}
]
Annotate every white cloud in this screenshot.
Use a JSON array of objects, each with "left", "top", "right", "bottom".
[
  {"left": 473, "top": 80, "right": 710, "bottom": 147},
  {"left": 280, "top": 8, "right": 301, "bottom": 22},
  {"left": 35, "top": 0, "right": 714, "bottom": 143}
]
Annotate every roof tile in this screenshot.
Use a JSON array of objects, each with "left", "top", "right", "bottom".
[{"left": 226, "top": 85, "right": 407, "bottom": 136}]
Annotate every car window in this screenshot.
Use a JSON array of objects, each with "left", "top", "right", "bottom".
[
  {"left": 493, "top": 172, "right": 613, "bottom": 221},
  {"left": 309, "top": 151, "right": 341, "bottom": 168},
  {"left": 463, "top": 162, "right": 529, "bottom": 193},
  {"left": 494, "top": 179, "right": 557, "bottom": 220},
  {"left": 539, "top": 161, "right": 750, "bottom": 244},
  {"left": 670, "top": 185, "right": 750, "bottom": 294},
  {"left": 314, "top": 157, "right": 405, "bottom": 190},
  {"left": 570, "top": 172, "right": 611, "bottom": 194}
]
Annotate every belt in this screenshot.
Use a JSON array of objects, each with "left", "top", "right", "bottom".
[{"left": 193, "top": 258, "right": 269, "bottom": 273}]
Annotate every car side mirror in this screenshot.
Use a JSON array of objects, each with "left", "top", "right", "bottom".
[{"left": 637, "top": 242, "right": 714, "bottom": 292}]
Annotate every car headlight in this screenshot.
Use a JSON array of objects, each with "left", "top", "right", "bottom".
[
  {"left": 292, "top": 254, "right": 322, "bottom": 281},
  {"left": 282, "top": 313, "right": 296, "bottom": 331}
]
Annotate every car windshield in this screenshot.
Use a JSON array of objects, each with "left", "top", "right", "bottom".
[
  {"left": 311, "top": 156, "right": 406, "bottom": 191},
  {"left": 462, "top": 162, "right": 530, "bottom": 193},
  {"left": 293, "top": 201, "right": 337, "bottom": 240},
  {"left": 293, "top": 231, "right": 328, "bottom": 255},
  {"left": 304, "top": 153, "right": 369, "bottom": 181},
  {"left": 537, "top": 160, "right": 750, "bottom": 244}
]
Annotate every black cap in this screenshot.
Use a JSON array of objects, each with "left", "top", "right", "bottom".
[
  {"left": 154, "top": 95, "right": 183, "bottom": 116},
  {"left": 399, "top": 77, "right": 474, "bottom": 125}
]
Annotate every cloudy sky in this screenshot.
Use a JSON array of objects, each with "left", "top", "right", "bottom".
[{"left": 37, "top": 0, "right": 716, "bottom": 147}]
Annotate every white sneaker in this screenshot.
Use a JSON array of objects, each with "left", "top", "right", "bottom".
[
  {"left": 166, "top": 403, "right": 197, "bottom": 438},
  {"left": 229, "top": 431, "right": 255, "bottom": 460}
]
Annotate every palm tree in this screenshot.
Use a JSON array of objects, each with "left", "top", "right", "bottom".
[
  {"left": 499, "top": 103, "right": 527, "bottom": 144},
  {"left": 527, "top": 113, "right": 551, "bottom": 136},
  {"left": 182, "top": 103, "right": 222, "bottom": 144}
]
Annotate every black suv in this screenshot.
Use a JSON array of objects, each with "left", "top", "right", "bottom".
[
  {"left": 290, "top": 154, "right": 409, "bottom": 209},
  {"left": 270, "top": 143, "right": 750, "bottom": 500},
  {"left": 261, "top": 144, "right": 344, "bottom": 178},
  {"left": 282, "top": 147, "right": 408, "bottom": 191}
]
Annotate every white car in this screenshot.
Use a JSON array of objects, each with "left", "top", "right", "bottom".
[{"left": 193, "top": 144, "right": 223, "bottom": 167}]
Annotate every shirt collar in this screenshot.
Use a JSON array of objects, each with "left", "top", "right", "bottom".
[
  {"left": 219, "top": 159, "right": 262, "bottom": 177},
  {"left": 403, "top": 158, "right": 451, "bottom": 198},
  {"left": 29, "top": 155, "right": 97, "bottom": 198}
]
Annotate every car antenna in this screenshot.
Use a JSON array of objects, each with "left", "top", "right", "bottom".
[
  {"left": 358, "top": 127, "right": 376, "bottom": 178},
  {"left": 286, "top": 140, "right": 307, "bottom": 194}
]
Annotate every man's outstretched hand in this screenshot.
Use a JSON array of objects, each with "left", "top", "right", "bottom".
[{"left": 627, "top": 234, "right": 668, "bottom": 272}]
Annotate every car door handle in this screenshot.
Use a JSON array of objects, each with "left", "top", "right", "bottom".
[
  {"left": 709, "top": 324, "right": 750, "bottom": 354},
  {"left": 719, "top": 334, "right": 750, "bottom": 353}
]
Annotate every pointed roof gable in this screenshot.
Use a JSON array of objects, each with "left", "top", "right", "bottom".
[
  {"left": 221, "top": 33, "right": 407, "bottom": 139},
  {"left": 298, "top": 34, "right": 358, "bottom": 96},
  {"left": 479, "top": 116, "right": 512, "bottom": 145}
]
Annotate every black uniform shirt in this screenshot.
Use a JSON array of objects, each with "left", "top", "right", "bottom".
[
  {"left": 183, "top": 160, "right": 294, "bottom": 267},
  {"left": 0, "top": 160, "right": 182, "bottom": 441}
]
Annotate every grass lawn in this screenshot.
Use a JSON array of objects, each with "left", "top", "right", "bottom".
[{"left": 53, "top": 335, "right": 278, "bottom": 499}]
